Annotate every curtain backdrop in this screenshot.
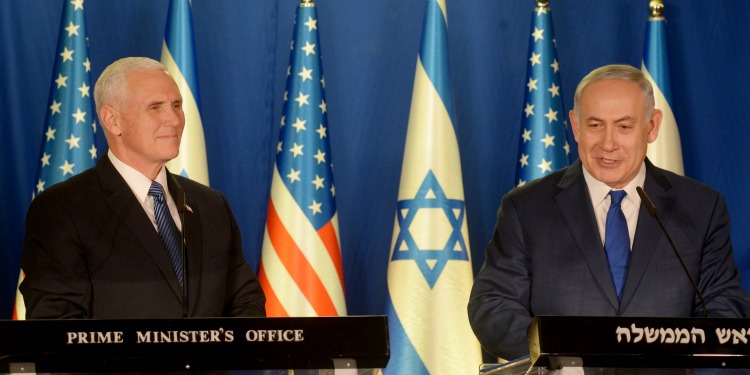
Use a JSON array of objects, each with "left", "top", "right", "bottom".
[{"left": 2, "top": 0, "right": 749, "bottom": 319}]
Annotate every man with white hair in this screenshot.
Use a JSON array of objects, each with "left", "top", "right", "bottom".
[{"left": 21, "top": 57, "right": 265, "bottom": 319}]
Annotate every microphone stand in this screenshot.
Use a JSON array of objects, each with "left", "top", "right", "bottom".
[
  {"left": 636, "top": 186, "right": 708, "bottom": 318},
  {"left": 172, "top": 177, "right": 189, "bottom": 319},
  {"left": 179, "top": 196, "right": 188, "bottom": 318}
]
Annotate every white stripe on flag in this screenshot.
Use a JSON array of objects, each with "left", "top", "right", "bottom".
[
  {"left": 268, "top": 167, "right": 347, "bottom": 315},
  {"left": 162, "top": 42, "right": 210, "bottom": 185},
  {"left": 14, "top": 272, "right": 25, "bottom": 320},
  {"left": 642, "top": 64, "right": 684, "bottom": 175},
  {"left": 261, "top": 226, "right": 318, "bottom": 316},
  {"left": 397, "top": 58, "right": 465, "bottom": 200}
]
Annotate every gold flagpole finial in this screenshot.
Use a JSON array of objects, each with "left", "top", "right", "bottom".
[
  {"left": 536, "top": 0, "right": 550, "bottom": 8},
  {"left": 300, "top": 0, "right": 315, "bottom": 7},
  {"left": 649, "top": 0, "right": 665, "bottom": 19}
]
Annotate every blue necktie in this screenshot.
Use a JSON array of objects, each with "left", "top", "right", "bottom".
[
  {"left": 605, "top": 190, "right": 630, "bottom": 300},
  {"left": 148, "top": 181, "right": 184, "bottom": 288}
]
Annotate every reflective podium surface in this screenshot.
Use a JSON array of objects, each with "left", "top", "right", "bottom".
[
  {"left": 479, "top": 316, "right": 750, "bottom": 375},
  {"left": 0, "top": 316, "right": 389, "bottom": 373}
]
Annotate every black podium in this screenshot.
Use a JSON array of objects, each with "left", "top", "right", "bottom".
[
  {"left": 481, "top": 316, "right": 750, "bottom": 374},
  {"left": 0, "top": 316, "right": 389, "bottom": 373}
]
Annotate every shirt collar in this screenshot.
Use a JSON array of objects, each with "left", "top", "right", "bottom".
[
  {"left": 107, "top": 150, "right": 169, "bottom": 203},
  {"left": 582, "top": 161, "right": 647, "bottom": 208}
]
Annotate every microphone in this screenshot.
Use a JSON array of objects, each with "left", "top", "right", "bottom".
[
  {"left": 173, "top": 181, "right": 189, "bottom": 318},
  {"left": 636, "top": 186, "right": 708, "bottom": 318}
]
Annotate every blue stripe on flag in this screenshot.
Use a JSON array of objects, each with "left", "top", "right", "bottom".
[
  {"left": 384, "top": 294, "right": 430, "bottom": 375},
  {"left": 418, "top": 0, "right": 455, "bottom": 124},
  {"left": 164, "top": 0, "right": 202, "bottom": 107},
  {"left": 644, "top": 18, "right": 672, "bottom": 106}
]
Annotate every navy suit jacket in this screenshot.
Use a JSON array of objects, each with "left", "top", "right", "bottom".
[
  {"left": 468, "top": 159, "right": 750, "bottom": 360},
  {"left": 21, "top": 156, "right": 266, "bottom": 319}
]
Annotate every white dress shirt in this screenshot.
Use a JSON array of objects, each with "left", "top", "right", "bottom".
[{"left": 107, "top": 150, "right": 182, "bottom": 232}]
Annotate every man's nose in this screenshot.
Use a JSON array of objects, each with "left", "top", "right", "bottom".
[{"left": 601, "top": 126, "right": 617, "bottom": 150}]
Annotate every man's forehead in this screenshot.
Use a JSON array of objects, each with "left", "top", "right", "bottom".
[{"left": 126, "top": 71, "right": 181, "bottom": 94}]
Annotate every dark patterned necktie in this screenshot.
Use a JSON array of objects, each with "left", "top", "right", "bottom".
[
  {"left": 605, "top": 190, "right": 630, "bottom": 300},
  {"left": 148, "top": 181, "right": 183, "bottom": 287}
]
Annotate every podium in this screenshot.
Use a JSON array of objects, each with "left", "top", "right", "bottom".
[
  {"left": 480, "top": 316, "right": 750, "bottom": 374},
  {"left": 0, "top": 316, "right": 389, "bottom": 373}
]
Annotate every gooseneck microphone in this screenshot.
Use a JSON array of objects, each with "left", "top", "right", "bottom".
[
  {"left": 636, "top": 186, "right": 708, "bottom": 318},
  {"left": 174, "top": 182, "right": 189, "bottom": 318}
]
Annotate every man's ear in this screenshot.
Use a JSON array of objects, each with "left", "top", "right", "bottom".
[
  {"left": 99, "top": 105, "right": 121, "bottom": 136},
  {"left": 569, "top": 109, "right": 580, "bottom": 143},
  {"left": 647, "top": 108, "right": 663, "bottom": 144}
]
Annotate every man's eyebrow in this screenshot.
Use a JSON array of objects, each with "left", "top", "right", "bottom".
[
  {"left": 585, "top": 115, "right": 636, "bottom": 122},
  {"left": 145, "top": 99, "right": 166, "bottom": 107}
]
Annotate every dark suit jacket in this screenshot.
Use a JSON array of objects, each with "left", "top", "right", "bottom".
[
  {"left": 21, "top": 156, "right": 266, "bottom": 319},
  {"left": 468, "top": 159, "right": 750, "bottom": 360}
]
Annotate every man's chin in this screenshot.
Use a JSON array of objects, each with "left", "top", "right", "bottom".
[
  {"left": 589, "top": 168, "right": 627, "bottom": 187},
  {"left": 161, "top": 150, "right": 180, "bottom": 163}
]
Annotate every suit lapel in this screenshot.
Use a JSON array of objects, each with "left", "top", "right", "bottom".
[
  {"left": 555, "top": 160, "right": 621, "bottom": 309},
  {"left": 96, "top": 157, "right": 184, "bottom": 303},
  {"left": 619, "top": 160, "right": 674, "bottom": 312},
  {"left": 166, "top": 173, "right": 203, "bottom": 315}
]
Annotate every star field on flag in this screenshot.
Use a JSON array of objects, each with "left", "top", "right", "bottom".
[{"left": 515, "top": 4, "right": 569, "bottom": 187}]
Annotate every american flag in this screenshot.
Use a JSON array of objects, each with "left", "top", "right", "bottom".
[
  {"left": 258, "top": 0, "right": 347, "bottom": 317},
  {"left": 384, "top": 0, "right": 481, "bottom": 373},
  {"left": 515, "top": 3, "right": 570, "bottom": 187},
  {"left": 13, "top": 0, "right": 97, "bottom": 320},
  {"left": 642, "top": 0, "right": 684, "bottom": 175},
  {"left": 162, "top": 0, "right": 210, "bottom": 185}
]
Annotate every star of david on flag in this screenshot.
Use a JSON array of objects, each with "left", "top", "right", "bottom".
[
  {"left": 392, "top": 170, "right": 469, "bottom": 289},
  {"left": 14, "top": 0, "right": 97, "bottom": 321},
  {"left": 384, "top": 0, "right": 481, "bottom": 373},
  {"left": 515, "top": 4, "right": 570, "bottom": 187}
]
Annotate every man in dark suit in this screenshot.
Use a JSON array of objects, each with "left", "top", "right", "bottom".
[
  {"left": 21, "top": 57, "right": 266, "bottom": 319},
  {"left": 468, "top": 64, "right": 750, "bottom": 360}
]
